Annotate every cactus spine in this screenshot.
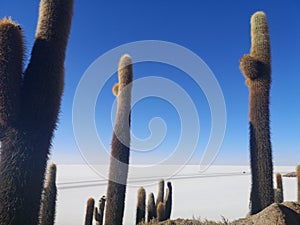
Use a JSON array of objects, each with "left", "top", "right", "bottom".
[
  {"left": 84, "top": 198, "right": 95, "bottom": 225},
  {"left": 156, "top": 179, "right": 165, "bottom": 210},
  {"left": 147, "top": 193, "right": 156, "bottom": 222},
  {"left": 104, "top": 54, "right": 133, "bottom": 225},
  {"left": 39, "top": 164, "right": 57, "bottom": 225},
  {"left": 239, "top": 11, "right": 274, "bottom": 215},
  {"left": 95, "top": 196, "right": 106, "bottom": 225},
  {"left": 164, "top": 182, "right": 172, "bottom": 220},
  {"left": 136, "top": 187, "right": 146, "bottom": 224},
  {"left": 0, "top": 0, "right": 73, "bottom": 224},
  {"left": 156, "top": 202, "right": 165, "bottom": 222},
  {"left": 297, "top": 165, "right": 300, "bottom": 202}
]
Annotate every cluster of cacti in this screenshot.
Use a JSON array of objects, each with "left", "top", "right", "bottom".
[
  {"left": 84, "top": 196, "right": 106, "bottom": 225},
  {"left": 0, "top": 0, "right": 73, "bottom": 224},
  {"left": 274, "top": 173, "right": 283, "bottom": 203},
  {"left": 135, "top": 180, "right": 173, "bottom": 224},
  {"left": 239, "top": 11, "right": 274, "bottom": 215},
  {"left": 40, "top": 164, "right": 58, "bottom": 225},
  {"left": 297, "top": 165, "right": 300, "bottom": 202}
]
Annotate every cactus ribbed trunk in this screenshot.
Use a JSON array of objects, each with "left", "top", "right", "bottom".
[
  {"left": 0, "top": 1, "right": 73, "bottom": 224},
  {"left": 239, "top": 11, "right": 274, "bottom": 215},
  {"left": 147, "top": 193, "right": 156, "bottom": 222},
  {"left": 40, "top": 164, "right": 57, "bottom": 225},
  {"left": 104, "top": 55, "right": 133, "bottom": 225}
]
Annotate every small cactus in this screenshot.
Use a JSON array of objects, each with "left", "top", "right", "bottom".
[
  {"left": 239, "top": 11, "right": 274, "bottom": 215},
  {"left": 147, "top": 193, "right": 156, "bottom": 222},
  {"left": 156, "top": 202, "right": 165, "bottom": 222},
  {"left": 84, "top": 198, "right": 95, "bottom": 225},
  {"left": 95, "top": 195, "right": 106, "bottom": 225},
  {"left": 136, "top": 187, "right": 146, "bottom": 224},
  {"left": 164, "top": 182, "right": 172, "bottom": 220},
  {"left": 39, "top": 163, "right": 57, "bottom": 225},
  {"left": 274, "top": 173, "right": 283, "bottom": 203},
  {"left": 297, "top": 165, "right": 300, "bottom": 202},
  {"left": 156, "top": 179, "right": 165, "bottom": 209}
]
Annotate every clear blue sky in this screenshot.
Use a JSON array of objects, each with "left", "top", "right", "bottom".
[{"left": 1, "top": 1, "right": 299, "bottom": 166}]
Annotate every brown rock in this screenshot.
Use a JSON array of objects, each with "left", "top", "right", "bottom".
[{"left": 232, "top": 203, "right": 300, "bottom": 225}]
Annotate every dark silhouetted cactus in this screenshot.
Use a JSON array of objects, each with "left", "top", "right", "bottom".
[
  {"left": 0, "top": 18, "right": 23, "bottom": 140},
  {"left": 156, "top": 202, "right": 165, "bottom": 222},
  {"left": 136, "top": 187, "right": 146, "bottom": 225},
  {"left": 156, "top": 179, "right": 164, "bottom": 210},
  {"left": 147, "top": 193, "right": 156, "bottom": 222},
  {"left": 164, "top": 182, "right": 172, "bottom": 220},
  {"left": 104, "top": 54, "right": 133, "bottom": 225},
  {"left": 297, "top": 165, "right": 300, "bottom": 202},
  {"left": 0, "top": 0, "right": 73, "bottom": 224},
  {"left": 95, "top": 196, "right": 106, "bottom": 225},
  {"left": 84, "top": 198, "right": 95, "bottom": 225},
  {"left": 239, "top": 11, "right": 274, "bottom": 215},
  {"left": 274, "top": 173, "right": 283, "bottom": 203},
  {"left": 39, "top": 163, "right": 57, "bottom": 225}
]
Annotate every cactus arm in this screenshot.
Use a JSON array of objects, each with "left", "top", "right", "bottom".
[{"left": 0, "top": 19, "right": 23, "bottom": 138}]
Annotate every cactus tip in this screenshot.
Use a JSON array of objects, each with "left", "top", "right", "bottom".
[{"left": 119, "top": 54, "right": 132, "bottom": 69}]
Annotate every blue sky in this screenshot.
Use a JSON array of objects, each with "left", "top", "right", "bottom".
[{"left": 1, "top": 1, "right": 299, "bottom": 166}]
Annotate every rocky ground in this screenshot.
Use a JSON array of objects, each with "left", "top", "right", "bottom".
[{"left": 141, "top": 202, "right": 300, "bottom": 225}]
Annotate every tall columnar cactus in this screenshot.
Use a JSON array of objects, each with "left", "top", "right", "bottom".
[
  {"left": 104, "top": 54, "right": 133, "bottom": 225},
  {"left": 164, "top": 182, "right": 172, "bottom": 220},
  {"left": 156, "top": 179, "right": 165, "bottom": 210},
  {"left": 239, "top": 11, "right": 274, "bottom": 215},
  {"left": 274, "top": 173, "right": 283, "bottom": 203},
  {"left": 147, "top": 193, "right": 156, "bottom": 222},
  {"left": 84, "top": 198, "right": 95, "bottom": 225},
  {"left": 156, "top": 202, "right": 165, "bottom": 222},
  {"left": 0, "top": 0, "right": 73, "bottom": 224},
  {"left": 136, "top": 187, "right": 146, "bottom": 225},
  {"left": 40, "top": 163, "right": 58, "bottom": 225},
  {"left": 297, "top": 165, "right": 300, "bottom": 202},
  {"left": 95, "top": 195, "right": 106, "bottom": 225}
]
